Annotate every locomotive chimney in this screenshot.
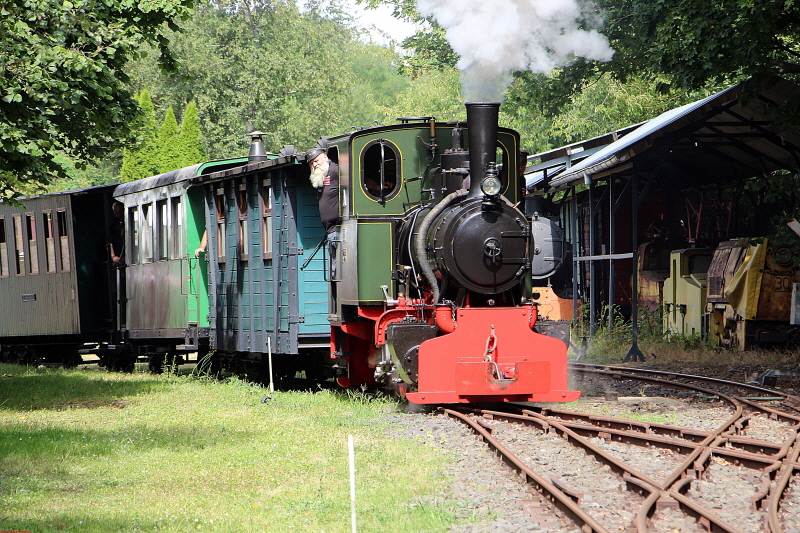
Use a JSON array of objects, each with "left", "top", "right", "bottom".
[{"left": 465, "top": 102, "right": 500, "bottom": 198}]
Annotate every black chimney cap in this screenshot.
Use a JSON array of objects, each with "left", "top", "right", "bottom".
[{"left": 248, "top": 131, "right": 268, "bottom": 162}]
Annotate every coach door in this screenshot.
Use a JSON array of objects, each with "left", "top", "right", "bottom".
[{"left": 186, "top": 188, "right": 209, "bottom": 329}]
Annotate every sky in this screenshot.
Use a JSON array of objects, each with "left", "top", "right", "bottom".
[{"left": 344, "top": 0, "right": 418, "bottom": 44}]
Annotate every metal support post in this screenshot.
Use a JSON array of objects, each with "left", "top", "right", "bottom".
[
  {"left": 625, "top": 169, "right": 645, "bottom": 362},
  {"left": 608, "top": 176, "right": 615, "bottom": 331},
  {"left": 588, "top": 178, "right": 597, "bottom": 338}
]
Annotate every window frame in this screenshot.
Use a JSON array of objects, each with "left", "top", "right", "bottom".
[
  {"left": 495, "top": 144, "right": 510, "bottom": 195},
  {"left": 12, "top": 213, "right": 24, "bottom": 276},
  {"left": 215, "top": 188, "right": 226, "bottom": 263},
  {"left": 171, "top": 196, "right": 184, "bottom": 259},
  {"left": 55, "top": 208, "right": 71, "bottom": 272},
  {"left": 127, "top": 206, "right": 139, "bottom": 266},
  {"left": 260, "top": 178, "right": 273, "bottom": 260},
  {"left": 237, "top": 182, "right": 249, "bottom": 261},
  {"left": 156, "top": 199, "right": 168, "bottom": 261},
  {"left": 25, "top": 213, "right": 39, "bottom": 275},
  {"left": 42, "top": 210, "right": 57, "bottom": 274},
  {"left": 142, "top": 202, "right": 154, "bottom": 264},
  {"left": 0, "top": 216, "right": 8, "bottom": 278},
  {"left": 360, "top": 139, "right": 401, "bottom": 203}
]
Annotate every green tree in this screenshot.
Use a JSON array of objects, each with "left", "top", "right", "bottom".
[
  {"left": 514, "top": 74, "right": 705, "bottom": 152},
  {"left": 377, "top": 68, "right": 463, "bottom": 122},
  {"left": 125, "top": 0, "right": 412, "bottom": 157},
  {"left": 0, "top": 0, "right": 196, "bottom": 200},
  {"left": 120, "top": 89, "right": 160, "bottom": 182},
  {"left": 398, "top": 26, "right": 457, "bottom": 78},
  {"left": 363, "top": 0, "right": 800, "bottom": 91},
  {"left": 593, "top": 0, "right": 800, "bottom": 91},
  {"left": 359, "top": 0, "right": 455, "bottom": 78},
  {"left": 178, "top": 101, "right": 207, "bottom": 167},
  {"left": 156, "top": 107, "right": 182, "bottom": 173},
  {"left": 43, "top": 151, "right": 121, "bottom": 192}
]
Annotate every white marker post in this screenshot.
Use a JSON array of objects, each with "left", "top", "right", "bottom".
[
  {"left": 349, "top": 435, "right": 357, "bottom": 533},
  {"left": 267, "top": 336, "right": 274, "bottom": 399}
]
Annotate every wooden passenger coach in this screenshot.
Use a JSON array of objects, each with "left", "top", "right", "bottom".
[{"left": 0, "top": 185, "right": 119, "bottom": 365}]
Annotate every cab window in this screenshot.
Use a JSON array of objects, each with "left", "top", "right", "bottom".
[{"left": 361, "top": 140, "right": 400, "bottom": 203}]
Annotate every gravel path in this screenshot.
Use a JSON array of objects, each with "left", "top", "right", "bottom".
[{"left": 389, "top": 412, "right": 582, "bottom": 533}]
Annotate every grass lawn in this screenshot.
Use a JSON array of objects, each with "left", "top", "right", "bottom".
[{"left": 0, "top": 364, "right": 455, "bottom": 533}]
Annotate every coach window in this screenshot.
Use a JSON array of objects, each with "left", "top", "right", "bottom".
[
  {"left": 171, "top": 197, "right": 183, "bottom": 258},
  {"left": 128, "top": 207, "right": 139, "bottom": 265},
  {"left": 260, "top": 178, "right": 272, "bottom": 259},
  {"left": 361, "top": 139, "right": 400, "bottom": 203},
  {"left": 43, "top": 211, "right": 56, "bottom": 273},
  {"left": 56, "top": 209, "right": 71, "bottom": 272},
  {"left": 25, "top": 214, "right": 39, "bottom": 275},
  {"left": 12, "top": 214, "right": 24, "bottom": 276},
  {"left": 0, "top": 216, "right": 8, "bottom": 277},
  {"left": 216, "top": 188, "right": 226, "bottom": 262},
  {"left": 237, "top": 182, "right": 249, "bottom": 261},
  {"left": 157, "top": 199, "right": 168, "bottom": 261},
  {"left": 142, "top": 203, "right": 154, "bottom": 263}
]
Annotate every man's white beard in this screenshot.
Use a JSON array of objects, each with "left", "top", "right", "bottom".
[{"left": 309, "top": 161, "right": 329, "bottom": 188}]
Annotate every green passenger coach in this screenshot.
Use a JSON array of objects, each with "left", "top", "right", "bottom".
[{"left": 112, "top": 158, "right": 246, "bottom": 371}]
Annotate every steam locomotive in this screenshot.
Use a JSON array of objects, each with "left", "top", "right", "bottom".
[
  {"left": 321, "top": 102, "right": 578, "bottom": 403},
  {"left": 0, "top": 102, "right": 578, "bottom": 405}
]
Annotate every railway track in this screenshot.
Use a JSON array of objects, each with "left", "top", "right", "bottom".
[{"left": 439, "top": 363, "right": 800, "bottom": 533}]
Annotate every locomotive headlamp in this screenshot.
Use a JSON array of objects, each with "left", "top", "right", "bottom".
[{"left": 480, "top": 176, "right": 502, "bottom": 196}]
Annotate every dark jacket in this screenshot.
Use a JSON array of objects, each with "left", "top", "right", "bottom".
[{"left": 317, "top": 162, "right": 340, "bottom": 233}]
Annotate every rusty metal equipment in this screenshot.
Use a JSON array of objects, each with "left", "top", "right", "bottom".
[{"left": 705, "top": 238, "right": 800, "bottom": 349}]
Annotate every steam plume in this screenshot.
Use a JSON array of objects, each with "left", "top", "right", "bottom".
[{"left": 417, "top": 0, "right": 614, "bottom": 101}]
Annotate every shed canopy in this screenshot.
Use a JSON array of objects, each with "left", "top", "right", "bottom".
[{"left": 535, "top": 77, "right": 800, "bottom": 190}]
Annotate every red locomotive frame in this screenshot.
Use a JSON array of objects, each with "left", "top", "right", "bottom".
[{"left": 335, "top": 299, "right": 579, "bottom": 404}]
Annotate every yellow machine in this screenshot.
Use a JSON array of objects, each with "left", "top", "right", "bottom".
[{"left": 663, "top": 248, "right": 714, "bottom": 338}]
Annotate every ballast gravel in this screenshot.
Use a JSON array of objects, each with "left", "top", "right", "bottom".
[{"left": 387, "top": 391, "right": 800, "bottom": 533}]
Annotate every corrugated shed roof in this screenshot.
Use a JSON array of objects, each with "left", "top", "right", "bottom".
[
  {"left": 524, "top": 123, "right": 643, "bottom": 190},
  {"left": 543, "top": 76, "right": 800, "bottom": 189}
]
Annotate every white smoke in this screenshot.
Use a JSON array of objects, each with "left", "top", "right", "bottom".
[{"left": 417, "top": 0, "right": 614, "bottom": 101}]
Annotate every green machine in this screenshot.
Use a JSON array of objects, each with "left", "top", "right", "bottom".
[{"left": 663, "top": 248, "right": 714, "bottom": 338}]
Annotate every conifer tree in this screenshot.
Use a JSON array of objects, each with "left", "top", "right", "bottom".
[
  {"left": 120, "top": 90, "right": 160, "bottom": 182},
  {"left": 178, "top": 101, "right": 208, "bottom": 167},
  {"left": 156, "top": 107, "right": 183, "bottom": 173}
]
